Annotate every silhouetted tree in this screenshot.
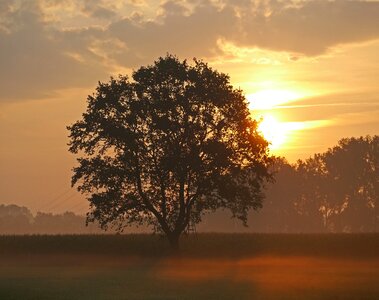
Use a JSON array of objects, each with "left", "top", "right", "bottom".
[
  {"left": 68, "top": 55, "right": 271, "bottom": 249},
  {"left": 248, "top": 157, "right": 303, "bottom": 232},
  {"left": 294, "top": 136, "right": 379, "bottom": 232},
  {"left": 296, "top": 155, "right": 332, "bottom": 232},
  {"left": 323, "top": 136, "right": 379, "bottom": 232}
]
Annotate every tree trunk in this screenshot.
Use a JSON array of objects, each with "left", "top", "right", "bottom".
[{"left": 167, "top": 232, "right": 180, "bottom": 253}]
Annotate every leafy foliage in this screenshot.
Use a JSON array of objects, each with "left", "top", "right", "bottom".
[
  {"left": 68, "top": 55, "right": 270, "bottom": 246},
  {"left": 256, "top": 136, "right": 379, "bottom": 233}
]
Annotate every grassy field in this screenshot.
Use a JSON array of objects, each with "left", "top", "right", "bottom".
[{"left": 0, "top": 233, "right": 378, "bottom": 299}]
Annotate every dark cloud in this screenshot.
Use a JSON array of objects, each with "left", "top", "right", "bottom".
[
  {"left": 83, "top": 2, "right": 117, "bottom": 19},
  {"left": 0, "top": 2, "right": 108, "bottom": 101},
  {"left": 106, "top": 0, "right": 379, "bottom": 66},
  {"left": 236, "top": 0, "right": 379, "bottom": 55},
  {"left": 1, "top": 0, "right": 379, "bottom": 101},
  {"left": 108, "top": 1, "right": 237, "bottom": 67}
]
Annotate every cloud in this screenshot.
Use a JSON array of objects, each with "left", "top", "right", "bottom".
[
  {"left": 1, "top": 0, "right": 379, "bottom": 101},
  {"left": 102, "top": 0, "right": 379, "bottom": 69},
  {"left": 236, "top": 0, "right": 379, "bottom": 55},
  {"left": 84, "top": 3, "right": 117, "bottom": 20},
  {"left": 270, "top": 92, "right": 379, "bottom": 123},
  {"left": 0, "top": 1, "right": 108, "bottom": 101},
  {"left": 108, "top": 1, "right": 238, "bottom": 67}
]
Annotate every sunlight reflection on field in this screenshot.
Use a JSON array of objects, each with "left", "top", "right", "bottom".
[{"left": 155, "top": 256, "right": 379, "bottom": 294}]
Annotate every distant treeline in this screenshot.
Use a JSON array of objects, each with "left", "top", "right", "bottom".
[
  {"left": 1, "top": 135, "right": 378, "bottom": 234},
  {"left": 0, "top": 204, "right": 151, "bottom": 234},
  {"left": 0, "top": 205, "right": 105, "bottom": 234},
  {"left": 258, "top": 135, "right": 379, "bottom": 233},
  {"left": 203, "top": 135, "right": 378, "bottom": 233}
]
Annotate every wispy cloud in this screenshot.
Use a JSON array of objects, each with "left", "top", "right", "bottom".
[{"left": 275, "top": 102, "right": 379, "bottom": 110}]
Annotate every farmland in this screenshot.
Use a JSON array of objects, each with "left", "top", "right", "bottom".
[{"left": 1, "top": 234, "right": 378, "bottom": 299}]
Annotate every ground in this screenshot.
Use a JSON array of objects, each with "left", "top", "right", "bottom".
[{"left": 0, "top": 234, "right": 378, "bottom": 299}]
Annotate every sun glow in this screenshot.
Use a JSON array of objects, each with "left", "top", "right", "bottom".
[
  {"left": 247, "top": 89, "right": 304, "bottom": 110},
  {"left": 246, "top": 87, "right": 330, "bottom": 153},
  {"left": 258, "top": 115, "right": 287, "bottom": 150},
  {"left": 246, "top": 88, "right": 301, "bottom": 151},
  {"left": 257, "top": 114, "right": 331, "bottom": 152}
]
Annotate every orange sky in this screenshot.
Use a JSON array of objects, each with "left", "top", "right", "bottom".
[{"left": 0, "top": 0, "right": 379, "bottom": 213}]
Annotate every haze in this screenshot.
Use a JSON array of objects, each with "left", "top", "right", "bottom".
[{"left": 1, "top": 0, "right": 379, "bottom": 215}]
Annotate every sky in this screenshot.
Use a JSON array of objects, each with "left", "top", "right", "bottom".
[{"left": 1, "top": 0, "right": 379, "bottom": 214}]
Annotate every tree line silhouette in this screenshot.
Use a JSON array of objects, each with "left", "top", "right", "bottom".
[
  {"left": 1, "top": 135, "right": 378, "bottom": 234},
  {"left": 260, "top": 135, "right": 378, "bottom": 233},
  {"left": 0, "top": 205, "right": 113, "bottom": 234},
  {"left": 203, "top": 135, "right": 378, "bottom": 233}
]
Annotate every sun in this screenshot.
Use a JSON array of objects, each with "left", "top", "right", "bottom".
[
  {"left": 258, "top": 115, "right": 287, "bottom": 150},
  {"left": 257, "top": 114, "right": 327, "bottom": 153},
  {"left": 247, "top": 87, "right": 326, "bottom": 153},
  {"left": 246, "top": 88, "right": 302, "bottom": 151}
]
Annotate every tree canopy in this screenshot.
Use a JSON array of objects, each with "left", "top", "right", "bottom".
[
  {"left": 301, "top": 135, "right": 379, "bottom": 232},
  {"left": 249, "top": 136, "right": 379, "bottom": 233},
  {"left": 67, "top": 55, "right": 271, "bottom": 248}
]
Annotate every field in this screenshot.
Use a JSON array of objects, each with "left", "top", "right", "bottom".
[{"left": 1, "top": 234, "right": 379, "bottom": 299}]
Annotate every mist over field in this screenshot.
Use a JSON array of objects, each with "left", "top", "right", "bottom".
[
  {"left": 2, "top": 136, "right": 378, "bottom": 235},
  {"left": 1, "top": 1, "right": 379, "bottom": 299},
  {"left": 1, "top": 234, "right": 378, "bottom": 299}
]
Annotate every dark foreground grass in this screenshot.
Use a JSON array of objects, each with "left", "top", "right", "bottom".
[{"left": 0, "top": 233, "right": 378, "bottom": 299}]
